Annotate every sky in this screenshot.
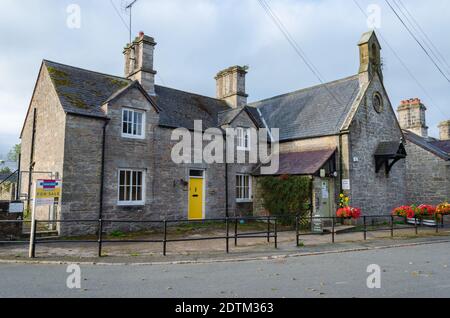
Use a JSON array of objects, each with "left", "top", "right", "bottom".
[{"left": 0, "top": 0, "right": 449, "bottom": 158}]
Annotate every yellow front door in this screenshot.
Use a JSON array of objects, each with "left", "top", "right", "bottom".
[{"left": 188, "top": 178, "right": 204, "bottom": 220}]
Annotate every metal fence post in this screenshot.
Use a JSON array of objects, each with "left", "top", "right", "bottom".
[
  {"left": 436, "top": 215, "right": 439, "bottom": 234},
  {"left": 163, "top": 220, "right": 167, "bottom": 256},
  {"left": 29, "top": 219, "right": 37, "bottom": 258},
  {"left": 295, "top": 215, "right": 300, "bottom": 247},
  {"left": 274, "top": 217, "right": 278, "bottom": 249},
  {"left": 390, "top": 216, "right": 394, "bottom": 238},
  {"left": 415, "top": 217, "right": 418, "bottom": 235},
  {"left": 332, "top": 217, "right": 335, "bottom": 243},
  {"left": 98, "top": 219, "right": 103, "bottom": 257},
  {"left": 226, "top": 217, "right": 229, "bottom": 254},
  {"left": 234, "top": 218, "right": 238, "bottom": 247},
  {"left": 267, "top": 216, "right": 270, "bottom": 243},
  {"left": 363, "top": 216, "right": 367, "bottom": 241}
]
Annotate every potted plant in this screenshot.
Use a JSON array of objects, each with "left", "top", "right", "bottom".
[
  {"left": 336, "top": 207, "right": 362, "bottom": 220},
  {"left": 336, "top": 194, "right": 361, "bottom": 224}
]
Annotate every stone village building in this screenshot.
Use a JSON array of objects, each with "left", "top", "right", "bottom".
[
  {"left": 397, "top": 98, "right": 450, "bottom": 204},
  {"left": 19, "top": 30, "right": 411, "bottom": 235}
]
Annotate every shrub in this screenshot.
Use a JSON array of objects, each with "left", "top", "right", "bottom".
[{"left": 259, "top": 175, "right": 311, "bottom": 225}]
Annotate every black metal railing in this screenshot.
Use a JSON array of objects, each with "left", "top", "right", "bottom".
[
  {"left": 294, "top": 214, "right": 447, "bottom": 247},
  {"left": 24, "top": 216, "right": 279, "bottom": 258},
  {"left": 0, "top": 213, "right": 447, "bottom": 259}
]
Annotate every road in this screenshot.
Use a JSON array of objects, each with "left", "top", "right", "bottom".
[{"left": 1, "top": 241, "right": 449, "bottom": 298}]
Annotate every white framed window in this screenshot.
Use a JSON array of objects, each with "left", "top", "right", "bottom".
[
  {"left": 237, "top": 127, "right": 250, "bottom": 151},
  {"left": 118, "top": 169, "right": 145, "bottom": 206},
  {"left": 122, "top": 108, "right": 145, "bottom": 139},
  {"left": 236, "top": 174, "right": 252, "bottom": 202}
]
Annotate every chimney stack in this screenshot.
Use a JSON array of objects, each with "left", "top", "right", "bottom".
[
  {"left": 397, "top": 98, "right": 429, "bottom": 137},
  {"left": 439, "top": 120, "right": 450, "bottom": 141},
  {"left": 124, "top": 32, "right": 157, "bottom": 95},
  {"left": 215, "top": 66, "right": 248, "bottom": 109}
]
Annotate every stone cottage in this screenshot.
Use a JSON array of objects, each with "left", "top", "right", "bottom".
[
  {"left": 397, "top": 98, "right": 450, "bottom": 204},
  {"left": 19, "top": 30, "right": 407, "bottom": 235}
]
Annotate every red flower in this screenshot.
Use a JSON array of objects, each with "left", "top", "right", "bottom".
[
  {"left": 336, "top": 206, "right": 361, "bottom": 219},
  {"left": 392, "top": 206, "right": 414, "bottom": 218},
  {"left": 416, "top": 205, "right": 436, "bottom": 217}
]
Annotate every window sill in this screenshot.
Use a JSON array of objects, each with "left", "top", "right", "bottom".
[
  {"left": 236, "top": 200, "right": 253, "bottom": 204},
  {"left": 121, "top": 134, "right": 146, "bottom": 140},
  {"left": 117, "top": 202, "right": 145, "bottom": 207}
]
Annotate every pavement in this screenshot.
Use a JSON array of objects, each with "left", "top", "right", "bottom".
[
  {"left": 1, "top": 239, "right": 450, "bottom": 298},
  {"left": 0, "top": 226, "right": 448, "bottom": 265}
]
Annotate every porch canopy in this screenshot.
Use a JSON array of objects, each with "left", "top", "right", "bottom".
[
  {"left": 254, "top": 148, "right": 336, "bottom": 176},
  {"left": 374, "top": 141, "right": 407, "bottom": 175}
]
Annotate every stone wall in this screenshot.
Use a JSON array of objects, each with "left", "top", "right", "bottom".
[
  {"left": 404, "top": 141, "right": 450, "bottom": 205},
  {"left": 348, "top": 75, "right": 406, "bottom": 215},
  {"left": 60, "top": 114, "right": 105, "bottom": 235},
  {"left": 19, "top": 65, "right": 66, "bottom": 221}
]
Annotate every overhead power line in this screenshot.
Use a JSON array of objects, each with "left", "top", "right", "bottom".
[
  {"left": 352, "top": 0, "right": 449, "bottom": 118},
  {"left": 257, "top": 0, "right": 349, "bottom": 108},
  {"left": 109, "top": 0, "right": 130, "bottom": 32},
  {"left": 385, "top": 0, "right": 450, "bottom": 84},
  {"left": 108, "top": 0, "right": 168, "bottom": 87},
  {"left": 394, "top": 0, "right": 450, "bottom": 76}
]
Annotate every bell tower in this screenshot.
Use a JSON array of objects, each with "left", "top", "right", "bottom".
[{"left": 358, "top": 31, "right": 382, "bottom": 86}]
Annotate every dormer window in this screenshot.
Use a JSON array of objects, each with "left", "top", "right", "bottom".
[
  {"left": 122, "top": 108, "right": 145, "bottom": 139},
  {"left": 237, "top": 127, "right": 250, "bottom": 151}
]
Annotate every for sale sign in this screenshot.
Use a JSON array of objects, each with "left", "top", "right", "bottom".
[{"left": 35, "top": 179, "right": 61, "bottom": 206}]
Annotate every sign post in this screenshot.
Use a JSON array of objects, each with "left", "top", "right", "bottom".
[{"left": 28, "top": 180, "right": 62, "bottom": 258}]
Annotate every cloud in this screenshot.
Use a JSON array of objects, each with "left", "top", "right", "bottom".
[{"left": 0, "top": 0, "right": 449, "bottom": 156}]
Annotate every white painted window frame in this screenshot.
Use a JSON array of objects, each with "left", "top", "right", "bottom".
[
  {"left": 236, "top": 174, "right": 252, "bottom": 203},
  {"left": 117, "top": 169, "right": 146, "bottom": 206},
  {"left": 121, "top": 108, "right": 146, "bottom": 140},
  {"left": 236, "top": 127, "right": 251, "bottom": 151}
]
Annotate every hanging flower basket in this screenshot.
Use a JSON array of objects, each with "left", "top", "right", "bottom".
[
  {"left": 392, "top": 206, "right": 415, "bottom": 219},
  {"left": 437, "top": 203, "right": 450, "bottom": 216},
  {"left": 393, "top": 204, "right": 439, "bottom": 226},
  {"left": 415, "top": 205, "right": 436, "bottom": 220}
]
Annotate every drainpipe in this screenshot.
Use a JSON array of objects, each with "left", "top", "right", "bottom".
[
  {"left": 99, "top": 119, "right": 110, "bottom": 220},
  {"left": 225, "top": 132, "right": 229, "bottom": 218},
  {"left": 338, "top": 130, "right": 350, "bottom": 195},
  {"left": 16, "top": 153, "right": 21, "bottom": 201}
]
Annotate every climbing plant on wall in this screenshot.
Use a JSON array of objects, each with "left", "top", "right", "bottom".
[{"left": 259, "top": 175, "right": 311, "bottom": 225}]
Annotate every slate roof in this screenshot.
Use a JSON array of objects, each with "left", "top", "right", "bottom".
[
  {"left": 43, "top": 60, "right": 231, "bottom": 130},
  {"left": 218, "top": 107, "right": 264, "bottom": 128},
  {"left": 44, "top": 60, "right": 130, "bottom": 118},
  {"left": 249, "top": 75, "right": 361, "bottom": 141},
  {"left": 374, "top": 141, "right": 405, "bottom": 157},
  {"left": 403, "top": 130, "right": 450, "bottom": 160},
  {"left": 43, "top": 60, "right": 363, "bottom": 139},
  {"left": 155, "top": 85, "right": 229, "bottom": 130},
  {"left": 254, "top": 148, "right": 336, "bottom": 176}
]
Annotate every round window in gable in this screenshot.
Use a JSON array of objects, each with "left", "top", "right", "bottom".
[{"left": 373, "top": 92, "right": 383, "bottom": 113}]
